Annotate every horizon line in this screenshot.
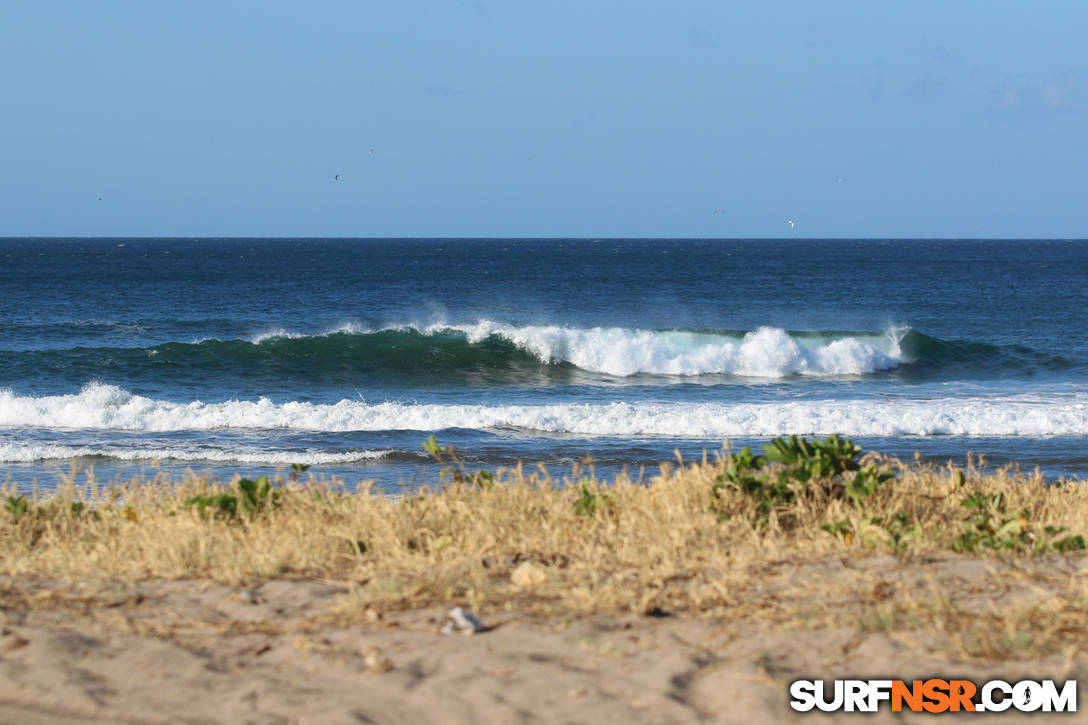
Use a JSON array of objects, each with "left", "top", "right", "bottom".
[{"left": 2, "top": 236, "right": 1087, "bottom": 242}]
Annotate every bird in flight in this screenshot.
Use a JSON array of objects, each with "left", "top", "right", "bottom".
[
  {"left": 334, "top": 174, "right": 340, "bottom": 181},
  {"left": 787, "top": 219, "right": 795, "bottom": 229},
  {"left": 714, "top": 208, "right": 725, "bottom": 214},
  {"left": 368, "top": 149, "right": 374, "bottom": 156},
  {"left": 835, "top": 177, "right": 845, "bottom": 183}
]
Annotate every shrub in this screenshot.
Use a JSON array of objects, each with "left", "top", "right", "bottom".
[
  {"left": 952, "top": 491, "right": 1086, "bottom": 554},
  {"left": 4, "top": 495, "right": 30, "bottom": 522},
  {"left": 185, "top": 476, "right": 280, "bottom": 521},
  {"left": 714, "top": 435, "right": 893, "bottom": 524}
]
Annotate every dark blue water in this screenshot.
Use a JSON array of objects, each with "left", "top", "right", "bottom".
[{"left": 2, "top": 238, "right": 1087, "bottom": 490}]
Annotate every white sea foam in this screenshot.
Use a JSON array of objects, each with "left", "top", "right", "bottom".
[
  {"left": 249, "top": 321, "right": 366, "bottom": 344},
  {"left": 236, "top": 321, "right": 906, "bottom": 377},
  {"left": 248, "top": 328, "right": 307, "bottom": 344},
  {"left": 0, "top": 442, "right": 391, "bottom": 465},
  {"left": 436, "top": 322, "right": 904, "bottom": 377},
  {"left": 430, "top": 321, "right": 901, "bottom": 377},
  {"left": 2, "top": 383, "right": 1086, "bottom": 438}
]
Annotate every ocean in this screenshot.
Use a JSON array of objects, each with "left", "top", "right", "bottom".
[{"left": 2, "top": 238, "right": 1087, "bottom": 492}]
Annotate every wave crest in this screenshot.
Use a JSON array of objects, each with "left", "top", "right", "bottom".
[
  {"left": 187, "top": 322, "right": 907, "bottom": 378},
  {"left": 449, "top": 322, "right": 902, "bottom": 377}
]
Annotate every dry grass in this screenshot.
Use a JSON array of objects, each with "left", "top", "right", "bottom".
[{"left": 2, "top": 452, "right": 1088, "bottom": 660}]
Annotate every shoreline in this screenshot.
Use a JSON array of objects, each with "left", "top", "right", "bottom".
[{"left": 6, "top": 436, "right": 1088, "bottom": 497}]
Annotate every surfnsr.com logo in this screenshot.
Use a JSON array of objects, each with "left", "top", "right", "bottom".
[{"left": 789, "top": 679, "right": 1077, "bottom": 713}]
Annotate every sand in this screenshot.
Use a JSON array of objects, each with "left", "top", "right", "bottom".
[{"left": 1, "top": 555, "right": 1084, "bottom": 723}]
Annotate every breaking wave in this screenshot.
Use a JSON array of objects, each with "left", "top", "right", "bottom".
[
  {"left": 6, "top": 321, "right": 1073, "bottom": 385},
  {"left": 4, "top": 322, "right": 916, "bottom": 381}
]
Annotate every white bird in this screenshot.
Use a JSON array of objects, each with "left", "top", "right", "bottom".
[
  {"left": 368, "top": 149, "right": 374, "bottom": 156},
  {"left": 787, "top": 219, "right": 795, "bottom": 229}
]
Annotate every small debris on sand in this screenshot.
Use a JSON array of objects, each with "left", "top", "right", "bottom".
[{"left": 441, "top": 606, "right": 484, "bottom": 635}]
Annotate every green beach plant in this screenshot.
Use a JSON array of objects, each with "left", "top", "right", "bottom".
[
  {"left": 421, "top": 434, "right": 495, "bottom": 487},
  {"left": 4, "top": 494, "right": 30, "bottom": 522},
  {"left": 822, "top": 513, "right": 921, "bottom": 552},
  {"left": 952, "top": 491, "right": 1086, "bottom": 553},
  {"left": 573, "top": 477, "right": 613, "bottom": 517},
  {"left": 845, "top": 464, "right": 894, "bottom": 504},
  {"left": 714, "top": 435, "right": 893, "bottom": 524},
  {"left": 761, "top": 434, "right": 862, "bottom": 479},
  {"left": 185, "top": 475, "right": 281, "bottom": 521}
]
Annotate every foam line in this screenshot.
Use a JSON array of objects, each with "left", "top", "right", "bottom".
[{"left": 2, "top": 384, "right": 1086, "bottom": 437}]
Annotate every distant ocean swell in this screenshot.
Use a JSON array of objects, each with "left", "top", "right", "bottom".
[
  {"left": 2, "top": 383, "right": 1086, "bottom": 438},
  {"left": 1, "top": 322, "right": 1071, "bottom": 380}
]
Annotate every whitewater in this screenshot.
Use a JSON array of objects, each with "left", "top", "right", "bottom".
[
  {"left": 2, "top": 383, "right": 1086, "bottom": 439},
  {"left": 356, "top": 322, "right": 904, "bottom": 377}
]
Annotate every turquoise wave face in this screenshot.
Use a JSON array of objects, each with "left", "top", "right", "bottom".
[
  {"left": 894, "top": 329, "right": 1078, "bottom": 377},
  {"left": 0, "top": 324, "right": 1079, "bottom": 396}
]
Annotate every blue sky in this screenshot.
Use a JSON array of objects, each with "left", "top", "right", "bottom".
[{"left": 1, "top": 1, "right": 1085, "bottom": 238}]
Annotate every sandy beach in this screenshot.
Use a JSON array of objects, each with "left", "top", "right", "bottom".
[{"left": 2, "top": 551, "right": 1085, "bottom": 724}]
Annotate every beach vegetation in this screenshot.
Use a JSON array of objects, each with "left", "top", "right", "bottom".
[
  {"left": 713, "top": 435, "right": 894, "bottom": 525},
  {"left": 952, "top": 491, "right": 1086, "bottom": 553},
  {"left": 573, "top": 477, "right": 613, "bottom": 518},
  {"left": 2, "top": 450, "right": 1087, "bottom": 659},
  {"left": 422, "top": 434, "right": 495, "bottom": 487},
  {"left": 761, "top": 434, "right": 862, "bottom": 478},
  {"left": 4, "top": 494, "right": 30, "bottom": 522},
  {"left": 184, "top": 475, "right": 281, "bottom": 520}
]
